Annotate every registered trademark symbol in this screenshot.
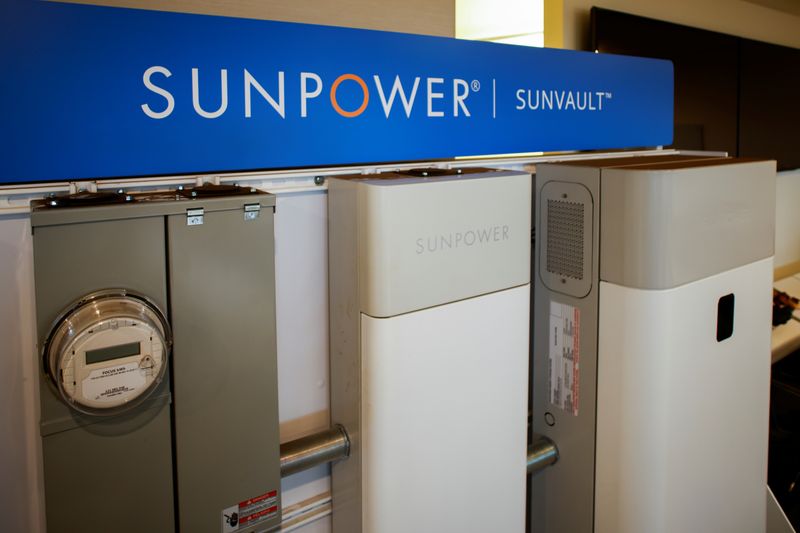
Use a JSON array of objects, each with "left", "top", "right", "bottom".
[{"left": 471, "top": 80, "right": 481, "bottom": 91}]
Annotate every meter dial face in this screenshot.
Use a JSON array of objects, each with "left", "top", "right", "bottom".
[{"left": 43, "top": 289, "right": 171, "bottom": 417}]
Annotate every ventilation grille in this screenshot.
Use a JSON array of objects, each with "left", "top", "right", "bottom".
[{"left": 546, "top": 199, "right": 585, "bottom": 280}]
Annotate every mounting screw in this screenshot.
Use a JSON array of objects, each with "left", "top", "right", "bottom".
[
  {"left": 314, "top": 176, "right": 325, "bottom": 186},
  {"left": 545, "top": 412, "right": 556, "bottom": 426}
]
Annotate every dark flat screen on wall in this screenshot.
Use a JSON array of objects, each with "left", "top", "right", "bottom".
[
  {"left": 591, "top": 7, "right": 800, "bottom": 171},
  {"left": 739, "top": 39, "right": 800, "bottom": 171},
  {"left": 590, "top": 7, "right": 738, "bottom": 155}
]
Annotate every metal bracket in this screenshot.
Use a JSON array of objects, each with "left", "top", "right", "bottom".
[
  {"left": 243, "top": 203, "right": 261, "bottom": 221},
  {"left": 68, "top": 181, "right": 97, "bottom": 194},
  {"left": 186, "top": 207, "right": 204, "bottom": 226}
]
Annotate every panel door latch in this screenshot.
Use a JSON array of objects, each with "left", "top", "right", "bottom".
[
  {"left": 244, "top": 203, "right": 261, "bottom": 221},
  {"left": 186, "top": 208, "right": 204, "bottom": 226}
]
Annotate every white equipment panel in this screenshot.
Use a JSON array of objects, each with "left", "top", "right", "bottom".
[
  {"left": 361, "top": 285, "right": 529, "bottom": 533},
  {"left": 532, "top": 156, "right": 776, "bottom": 533},
  {"left": 328, "top": 168, "right": 531, "bottom": 533},
  {"left": 596, "top": 258, "right": 772, "bottom": 533}
]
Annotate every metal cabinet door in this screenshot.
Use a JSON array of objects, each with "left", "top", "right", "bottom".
[
  {"left": 168, "top": 205, "right": 281, "bottom": 533},
  {"left": 33, "top": 216, "right": 175, "bottom": 533}
]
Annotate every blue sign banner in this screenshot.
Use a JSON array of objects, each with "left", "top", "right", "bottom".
[{"left": 0, "top": 0, "right": 673, "bottom": 184}]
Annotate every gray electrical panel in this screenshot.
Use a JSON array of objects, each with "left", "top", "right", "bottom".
[{"left": 32, "top": 186, "right": 281, "bottom": 533}]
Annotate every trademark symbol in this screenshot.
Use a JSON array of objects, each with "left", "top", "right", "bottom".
[
  {"left": 471, "top": 80, "right": 481, "bottom": 91},
  {"left": 605, "top": 92, "right": 613, "bottom": 99}
]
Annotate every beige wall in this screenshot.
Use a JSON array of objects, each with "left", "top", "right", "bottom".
[
  {"left": 62, "top": 0, "right": 455, "bottom": 36},
  {"left": 550, "top": 0, "right": 800, "bottom": 50}
]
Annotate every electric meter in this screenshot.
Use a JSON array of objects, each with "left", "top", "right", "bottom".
[{"left": 43, "top": 289, "right": 171, "bottom": 416}]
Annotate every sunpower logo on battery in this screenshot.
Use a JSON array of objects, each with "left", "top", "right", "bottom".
[{"left": 140, "top": 67, "right": 474, "bottom": 119}]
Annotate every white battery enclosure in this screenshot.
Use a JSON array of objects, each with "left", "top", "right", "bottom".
[
  {"left": 531, "top": 156, "right": 776, "bottom": 533},
  {"left": 329, "top": 168, "right": 532, "bottom": 533}
]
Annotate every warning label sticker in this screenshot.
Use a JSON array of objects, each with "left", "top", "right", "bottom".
[
  {"left": 82, "top": 362, "right": 145, "bottom": 403},
  {"left": 549, "top": 301, "right": 580, "bottom": 416},
  {"left": 222, "top": 490, "right": 279, "bottom": 532}
]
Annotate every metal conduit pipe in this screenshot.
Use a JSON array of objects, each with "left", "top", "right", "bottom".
[
  {"left": 527, "top": 434, "right": 559, "bottom": 475},
  {"left": 280, "top": 425, "right": 556, "bottom": 478},
  {"left": 280, "top": 424, "right": 351, "bottom": 478}
]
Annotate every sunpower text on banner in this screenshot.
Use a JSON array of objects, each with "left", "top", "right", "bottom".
[
  {"left": 0, "top": 0, "right": 673, "bottom": 184},
  {"left": 141, "top": 69, "right": 617, "bottom": 120},
  {"left": 141, "top": 70, "right": 475, "bottom": 119}
]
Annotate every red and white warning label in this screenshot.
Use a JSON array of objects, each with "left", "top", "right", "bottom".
[
  {"left": 221, "top": 490, "right": 279, "bottom": 532},
  {"left": 549, "top": 301, "right": 580, "bottom": 416}
]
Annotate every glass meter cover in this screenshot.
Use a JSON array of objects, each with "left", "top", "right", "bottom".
[{"left": 43, "top": 289, "right": 171, "bottom": 416}]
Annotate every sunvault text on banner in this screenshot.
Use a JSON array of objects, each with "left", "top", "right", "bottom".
[{"left": 0, "top": 0, "right": 673, "bottom": 185}]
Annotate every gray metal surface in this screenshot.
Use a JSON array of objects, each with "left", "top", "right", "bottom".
[
  {"left": 32, "top": 215, "right": 175, "bottom": 533},
  {"left": 31, "top": 193, "right": 276, "bottom": 227},
  {"left": 280, "top": 425, "right": 350, "bottom": 478},
  {"left": 41, "top": 404, "right": 175, "bottom": 533},
  {"left": 168, "top": 201, "right": 281, "bottom": 533},
  {"left": 32, "top": 190, "right": 280, "bottom": 533},
  {"left": 532, "top": 163, "right": 601, "bottom": 533}
]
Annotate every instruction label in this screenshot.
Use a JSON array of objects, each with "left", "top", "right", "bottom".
[
  {"left": 222, "top": 490, "right": 278, "bottom": 532},
  {"left": 549, "top": 301, "right": 580, "bottom": 416},
  {"left": 82, "top": 362, "right": 145, "bottom": 403}
]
